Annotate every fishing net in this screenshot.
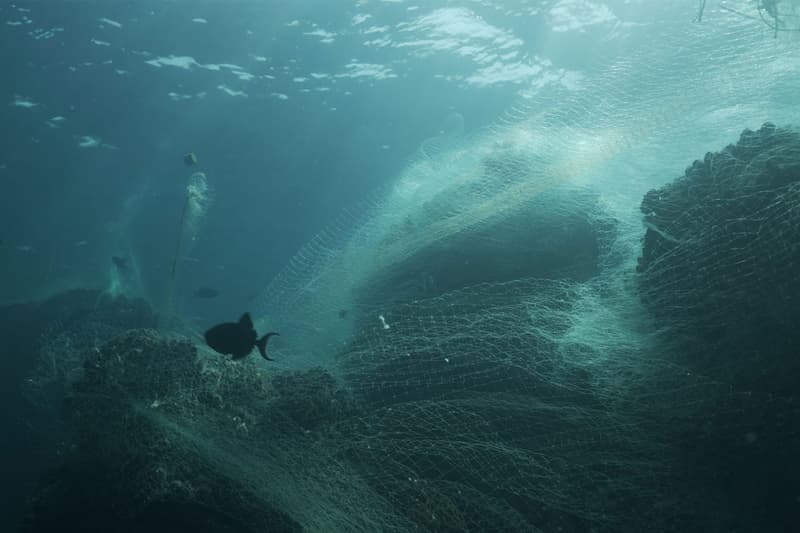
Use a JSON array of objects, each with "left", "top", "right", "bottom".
[
  {"left": 63, "top": 276, "right": 680, "bottom": 532},
  {"left": 638, "top": 123, "right": 800, "bottom": 339},
  {"left": 22, "top": 289, "right": 157, "bottom": 414},
  {"left": 634, "top": 120, "right": 800, "bottom": 529},
  {"left": 251, "top": 3, "right": 800, "bottom": 369},
  {"left": 30, "top": 5, "right": 800, "bottom": 533},
  {"left": 637, "top": 121, "right": 800, "bottom": 394}
]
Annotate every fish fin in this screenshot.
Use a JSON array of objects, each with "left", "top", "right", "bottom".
[
  {"left": 256, "top": 332, "right": 280, "bottom": 361},
  {"left": 238, "top": 312, "right": 254, "bottom": 328}
]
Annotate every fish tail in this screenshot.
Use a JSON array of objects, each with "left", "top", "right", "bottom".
[{"left": 256, "top": 332, "right": 279, "bottom": 361}]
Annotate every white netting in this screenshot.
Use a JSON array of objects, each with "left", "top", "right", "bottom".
[
  {"left": 637, "top": 122, "right": 800, "bottom": 375},
  {"left": 47, "top": 5, "right": 800, "bottom": 533},
  {"left": 251, "top": 5, "right": 800, "bottom": 369}
]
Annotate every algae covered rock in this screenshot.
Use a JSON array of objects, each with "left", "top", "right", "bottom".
[
  {"left": 637, "top": 123, "right": 800, "bottom": 358},
  {"left": 41, "top": 329, "right": 302, "bottom": 532}
]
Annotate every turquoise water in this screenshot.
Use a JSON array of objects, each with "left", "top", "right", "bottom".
[{"left": 3, "top": 1, "right": 800, "bottom": 531}]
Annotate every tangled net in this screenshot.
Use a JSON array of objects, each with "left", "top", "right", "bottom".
[
  {"left": 22, "top": 289, "right": 157, "bottom": 414},
  {"left": 54, "top": 276, "right": 683, "bottom": 532},
  {"left": 637, "top": 123, "right": 800, "bottom": 367},
  {"left": 26, "top": 7, "right": 800, "bottom": 533}
]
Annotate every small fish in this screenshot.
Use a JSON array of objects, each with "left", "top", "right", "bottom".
[
  {"left": 204, "top": 312, "right": 279, "bottom": 361},
  {"left": 193, "top": 287, "right": 219, "bottom": 298},
  {"left": 183, "top": 152, "right": 198, "bottom": 166}
]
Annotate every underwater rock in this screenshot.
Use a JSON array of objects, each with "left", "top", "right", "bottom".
[
  {"left": 32, "top": 328, "right": 381, "bottom": 532},
  {"left": 42, "top": 329, "right": 301, "bottom": 532},
  {"left": 4, "top": 289, "right": 158, "bottom": 530},
  {"left": 638, "top": 122, "right": 800, "bottom": 360},
  {"left": 636, "top": 123, "right": 800, "bottom": 531},
  {"left": 22, "top": 461, "right": 300, "bottom": 533},
  {"left": 358, "top": 185, "right": 617, "bottom": 309},
  {"left": 265, "top": 367, "right": 357, "bottom": 432},
  {"left": 22, "top": 289, "right": 158, "bottom": 414}
]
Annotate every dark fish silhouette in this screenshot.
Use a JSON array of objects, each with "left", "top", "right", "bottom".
[
  {"left": 193, "top": 287, "right": 219, "bottom": 298},
  {"left": 204, "top": 312, "right": 278, "bottom": 361}
]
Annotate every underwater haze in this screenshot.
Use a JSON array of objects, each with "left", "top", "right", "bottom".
[
  {"left": 0, "top": 0, "right": 518, "bottom": 320},
  {"left": 3, "top": 1, "right": 800, "bottom": 532}
]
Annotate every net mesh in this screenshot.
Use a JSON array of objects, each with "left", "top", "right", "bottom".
[
  {"left": 251, "top": 4, "right": 800, "bottom": 368},
  {"left": 33, "top": 6, "right": 800, "bottom": 533},
  {"left": 64, "top": 276, "right": 684, "bottom": 532},
  {"left": 22, "top": 290, "right": 157, "bottom": 414},
  {"left": 637, "top": 121, "right": 800, "bottom": 387}
]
